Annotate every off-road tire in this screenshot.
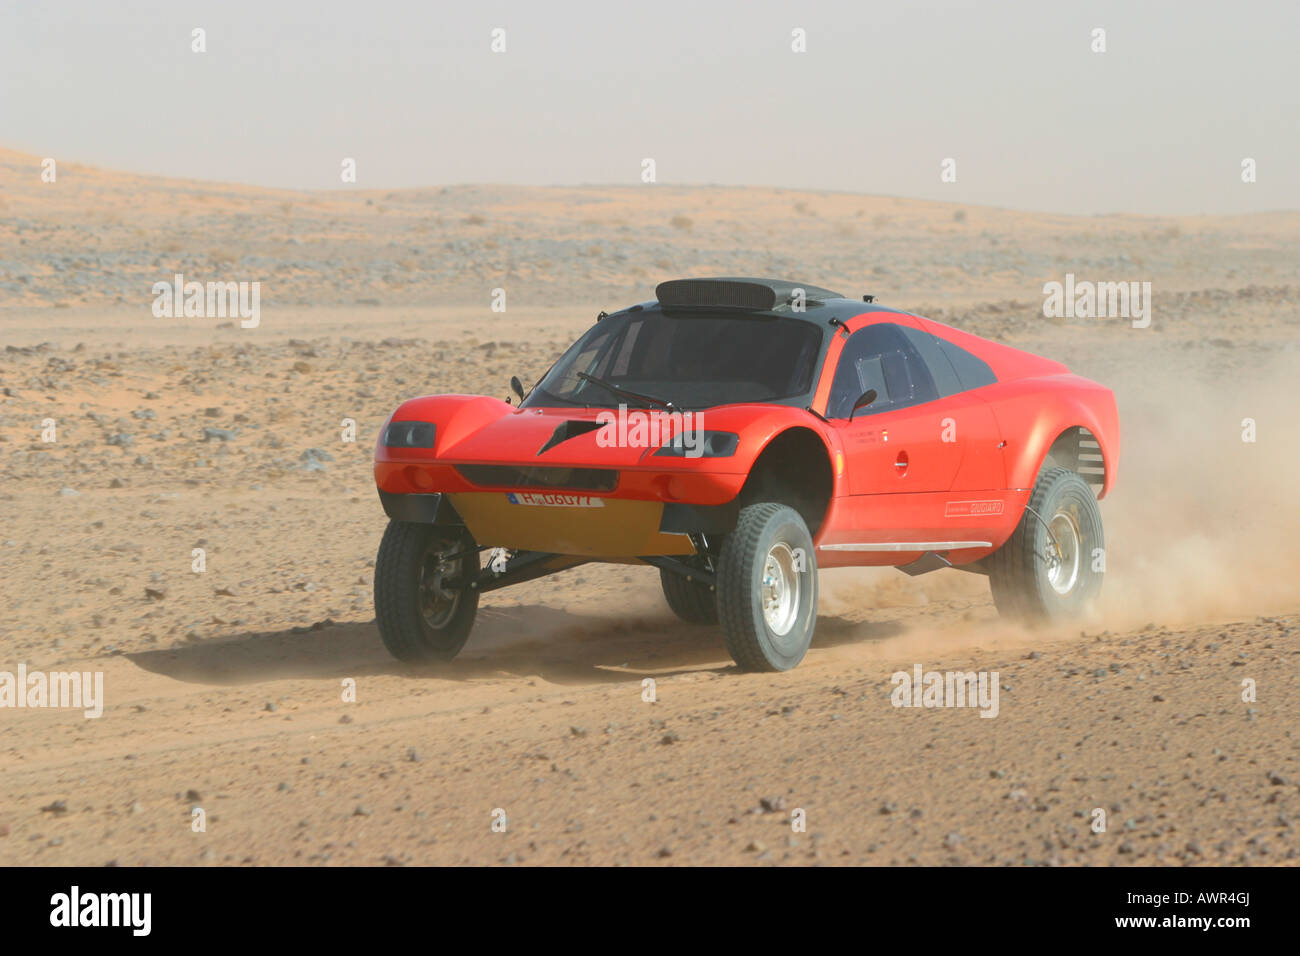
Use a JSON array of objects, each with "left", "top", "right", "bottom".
[
  {"left": 987, "top": 466, "right": 1104, "bottom": 623},
  {"left": 374, "top": 520, "right": 480, "bottom": 662},
  {"left": 716, "top": 502, "right": 818, "bottom": 671},
  {"left": 659, "top": 568, "right": 719, "bottom": 624}
]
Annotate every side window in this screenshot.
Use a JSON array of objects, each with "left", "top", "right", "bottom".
[
  {"left": 898, "top": 325, "right": 997, "bottom": 395},
  {"left": 826, "top": 323, "right": 938, "bottom": 419},
  {"left": 936, "top": 339, "right": 996, "bottom": 391},
  {"left": 898, "top": 326, "right": 961, "bottom": 397}
]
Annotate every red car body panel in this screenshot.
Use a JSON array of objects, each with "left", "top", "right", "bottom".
[{"left": 375, "top": 289, "right": 1118, "bottom": 567}]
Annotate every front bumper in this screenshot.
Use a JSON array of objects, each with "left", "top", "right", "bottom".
[
  {"left": 377, "top": 488, "right": 741, "bottom": 557},
  {"left": 374, "top": 458, "right": 747, "bottom": 557}
]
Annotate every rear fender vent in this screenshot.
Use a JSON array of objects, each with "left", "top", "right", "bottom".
[
  {"left": 1048, "top": 427, "right": 1105, "bottom": 490},
  {"left": 1077, "top": 437, "right": 1106, "bottom": 486}
]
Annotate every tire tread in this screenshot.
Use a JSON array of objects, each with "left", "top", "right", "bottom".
[
  {"left": 374, "top": 520, "right": 478, "bottom": 662},
  {"left": 988, "top": 466, "right": 1097, "bottom": 622},
  {"left": 660, "top": 568, "right": 718, "bottom": 624},
  {"left": 717, "top": 502, "right": 807, "bottom": 671}
]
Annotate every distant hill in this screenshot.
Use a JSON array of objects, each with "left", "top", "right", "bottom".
[{"left": 2, "top": 146, "right": 1297, "bottom": 313}]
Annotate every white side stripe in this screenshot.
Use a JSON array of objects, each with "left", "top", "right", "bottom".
[{"left": 818, "top": 541, "right": 992, "bottom": 552}]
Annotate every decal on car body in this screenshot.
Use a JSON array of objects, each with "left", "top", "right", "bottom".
[{"left": 945, "top": 500, "right": 1005, "bottom": 517}]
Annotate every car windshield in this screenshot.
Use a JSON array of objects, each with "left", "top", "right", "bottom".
[{"left": 522, "top": 311, "right": 824, "bottom": 411}]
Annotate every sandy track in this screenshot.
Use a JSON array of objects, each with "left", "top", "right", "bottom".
[{"left": 3, "top": 602, "right": 1296, "bottom": 866}]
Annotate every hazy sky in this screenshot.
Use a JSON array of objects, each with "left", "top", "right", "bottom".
[{"left": 2, "top": 0, "right": 1296, "bottom": 215}]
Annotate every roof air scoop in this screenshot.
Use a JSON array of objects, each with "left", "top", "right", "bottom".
[{"left": 655, "top": 277, "right": 844, "bottom": 312}]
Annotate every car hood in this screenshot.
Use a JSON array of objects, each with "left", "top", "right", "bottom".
[
  {"left": 381, "top": 394, "right": 817, "bottom": 471},
  {"left": 453, "top": 405, "right": 664, "bottom": 467}
]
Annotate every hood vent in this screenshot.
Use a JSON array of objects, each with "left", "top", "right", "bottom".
[{"left": 537, "top": 419, "right": 605, "bottom": 455}]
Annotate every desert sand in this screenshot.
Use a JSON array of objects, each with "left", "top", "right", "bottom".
[{"left": 1, "top": 146, "right": 1297, "bottom": 865}]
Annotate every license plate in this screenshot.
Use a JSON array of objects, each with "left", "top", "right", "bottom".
[{"left": 506, "top": 492, "right": 605, "bottom": 508}]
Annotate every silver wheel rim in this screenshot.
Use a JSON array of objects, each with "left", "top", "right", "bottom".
[
  {"left": 418, "top": 541, "right": 462, "bottom": 628},
  {"left": 761, "top": 542, "right": 800, "bottom": 636},
  {"left": 1045, "top": 511, "right": 1081, "bottom": 595}
]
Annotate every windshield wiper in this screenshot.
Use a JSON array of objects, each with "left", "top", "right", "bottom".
[{"left": 576, "top": 373, "right": 676, "bottom": 411}]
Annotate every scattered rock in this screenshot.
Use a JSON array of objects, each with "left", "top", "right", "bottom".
[{"left": 759, "top": 795, "right": 787, "bottom": 814}]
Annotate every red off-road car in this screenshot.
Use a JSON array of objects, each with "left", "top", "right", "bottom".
[{"left": 373, "top": 278, "right": 1118, "bottom": 671}]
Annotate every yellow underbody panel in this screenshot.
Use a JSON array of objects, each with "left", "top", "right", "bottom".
[{"left": 447, "top": 492, "right": 695, "bottom": 557}]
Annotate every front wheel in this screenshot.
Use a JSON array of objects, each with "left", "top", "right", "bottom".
[
  {"left": 374, "top": 520, "right": 480, "bottom": 662},
  {"left": 716, "top": 503, "right": 818, "bottom": 671},
  {"left": 987, "top": 466, "right": 1104, "bottom": 622}
]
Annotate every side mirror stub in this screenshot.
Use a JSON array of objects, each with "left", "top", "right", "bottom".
[{"left": 848, "top": 388, "right": 877, "bottom": 421}]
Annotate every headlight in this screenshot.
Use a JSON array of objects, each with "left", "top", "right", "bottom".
[
  {"left": 654, "top": 430, "right": 739, "bottom": 458},
  {"left": 383, "top": 420, "right": 437, "bottom": 448}
]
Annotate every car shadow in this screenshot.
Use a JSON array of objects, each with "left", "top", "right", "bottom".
[{"left": 125, "top": 604, "right": 907, "bottom": 688}]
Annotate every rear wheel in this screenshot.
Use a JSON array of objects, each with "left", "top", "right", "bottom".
[
  {"left": 716, "top": 503, "right": 818, "bottom": 671},
  {"left": 987, "top": 466, "right": 1104, "bottom": 622},
  {"left": 659, "top": 568, "right": 718, "bottom": 624},
  {"left": 374, "top": 521, "right": 480, "bottom": 662}
]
